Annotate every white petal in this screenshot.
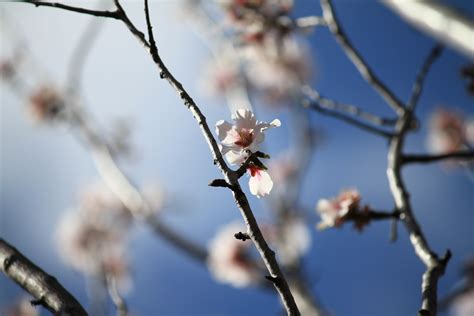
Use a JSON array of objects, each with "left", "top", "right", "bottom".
[
  {"left": 225, "top": 150, "right": 247, "bottom": 165},
  {"left": 233, "top": 109, "right": 257, "bottom": 130},
  {"left": 215, "top": 120, "right": 233, "bottom": 141},
  {"left": 249, "top": 169, "right": 273, "bottom": 198}
]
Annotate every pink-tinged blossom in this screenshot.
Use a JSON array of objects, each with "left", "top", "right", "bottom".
[
  {"left": 452, "top": 290, "right": 474, "bottom": 316},
  {"left": 56, "top": 184, "right": 132, "bottom": 291},
  {"left": 216, "top": 109, "right": 280, "bottom": 165},
  {"left": 207, "top": 221, "right": 260, "bottom": 288},
  {"left": 316, "top": 189, "right": 361, "bottom": 230},
  {"left": 248, "top": 165, "right": 273, "bottom": 198},
  {"left": 273, "top": 217, "right": 311, "bottom": 265},
  {"left": 427, "top": 108, "right": 469, "bottom": 154},
  {"left": 28, "top": 86, "right": 64, "bottom": 122},
  {"left": 3, "top": 298, "right": 38, "bottom": 316}
]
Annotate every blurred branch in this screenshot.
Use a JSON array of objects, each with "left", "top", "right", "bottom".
[
  {"left": 320, "top": 0, "right": 405, "bottom": 115},
  {"left": 0, "top": 238, "right": 88, "bottom": 316},
  {"left": 383, "top": 0, "right": 474, "bottom": 59},
  {"left": 105, "top": 274, "right": 128, "bottom": 316},
  {"left": 142, "top": 0, "right": 300, "bottom": 314},
  {"left": 386, "top": 46, "right": 449, "bottom": 316},
  {"left": 302, "top": 85, "right": 396, "bottom": 138},
  {"left": 403, "top": 151, "right": 474, "bottom": 164},
  {"left": 407, "top": 44, "right": 443, "bottom": 111}
]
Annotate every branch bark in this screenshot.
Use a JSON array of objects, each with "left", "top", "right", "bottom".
[
  {"left": 0, "top": 238, "right": 88, "bottom": 316},
  {"left": 403, "top": 151, "right": 474, "bottom": 164},
  {"left": 320, "top": 0, "right": 405, "bottom": 115}
]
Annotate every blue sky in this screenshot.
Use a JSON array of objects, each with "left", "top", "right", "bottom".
[{"left": 1, "top": 1, "right": 473, "bottom": 315}]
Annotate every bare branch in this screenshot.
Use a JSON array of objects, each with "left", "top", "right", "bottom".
[
  {"left": 403, "top": 150, "right": 474, "bottom": 164},
  {"left": 407, "top": 44, "right": 444, "bottom": 110},
  {"left": 0, "top": 238, "right": 87, "bottom": 316},
  {"left": 320, "top": 0, "right": 405, "bottom": 115},
  {"left": 21, "top": 0, "right": 120, "bottom": 19}
]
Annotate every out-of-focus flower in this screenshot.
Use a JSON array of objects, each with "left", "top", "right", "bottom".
[
  {"left": 248, "top": 165, "right": 273, "bottom": 198},
  {"left": 3, "top": 298, "right": 38, "bottom": 316},
  {"left": 0, "top": 60, "right": 16, "bottom": 80},
  {"left": 273, "top": 217, "right": 311, "bottom": 265},
  {"left": 216, "top": 109, "right": 280, "bottom": 164},
  {"left": 56, "top": 183, "right": 132, "bottom": 291},
  {"left": 202, "top": 54, "right": 241, "bottom": 97},
  {"left": 452, "top": 290, "right": 474, "bottom": 316},
  {"left": 141, "top": 183, "right": 166, "bottom": 213},
  {"left": 28, "top": 86, "right": 64, "bottom": 122},
  {"left": 426, "top": 107, "right": 474, "bottom": 154},
  {"left": 316, "top": 189, "right": 361, "bottom": 230},
  {"left": 244, "top": 38, "right": 312, "bottom": 103},
  {"left": 207, "top": 221, "right": 260, "bottom": 288}
]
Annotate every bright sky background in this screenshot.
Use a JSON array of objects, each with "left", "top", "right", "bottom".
[{"left": 1, "top": 1, "right": 473, "bottom": 315}]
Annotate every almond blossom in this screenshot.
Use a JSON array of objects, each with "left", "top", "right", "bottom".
[
  {"left": 207, "top": 221, "right": 260, "bottom": 288},
  {"left": 316, "top": 189, "right": 361, "bottom": 230},
  {"left": 56, "top": 183, "right": 132, "bottom": 291},
  {"left": 216, "top": 109, "right": 280, "bottom": 198}
]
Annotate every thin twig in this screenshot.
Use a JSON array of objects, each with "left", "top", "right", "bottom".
[
  {"left": 0, "top": 239, "right": 88, "bottom": 316},
  {"left": 407, "top": 44, "right": 444, "bottom": 110},
  {"left": 22, "top": 0, "right": 120, "bottom": 19},
  {"left": 320, "top": 0, "right": 405, "bottom": 115},
  {"left": 403, "top": 151, "right": 474, "bottom": 164}
]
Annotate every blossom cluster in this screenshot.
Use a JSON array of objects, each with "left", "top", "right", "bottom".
[
  {"left": 56, "top": 183, "right": 133, "bottom": 290},
  {"left": 316, "top": 189, "right": 371, "bottom": 231}
]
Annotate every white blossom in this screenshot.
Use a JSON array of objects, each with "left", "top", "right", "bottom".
[
  {"left": 248, "top": 165, "right": 273, "bottom": 198},
  {"left": 316, "top": 189, "right": 360, "bottom": 230},
  {"left": 274, "top": 218, "right": 311, "bottom": 265},
  {"left": 216, "top": 108, "right": 280, "bottom": 165}
]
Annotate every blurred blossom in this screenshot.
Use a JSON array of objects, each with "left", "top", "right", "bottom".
[
  {"left": 268, "top": 153, "right": 298, "bottom": 189},
  {"left": 2, "top": 298, "right": 38, "bottom": 316},
  {"left": 452, "top": 290, "right": 474, "bottom": 316},
  {"left": 216, "top": 108, "right": 280, "bottom": 165},
  {"left": 56, "top": 183, "right": 132, "bottom": 291},
  {"left": 141, "top": 183, "right": 166, "bottom": 213},
  {"left": 243, "top": 38, "right": 312, "bottom": 103},
  {"left": 27, "top": 86, "right": 65, "bottom": 122},
  {"left": 207, "top": 221, "right": 260, "bottom": 288},
  {"left": 202, "top": 52, "right": 241, "bottom": 97},
  {"left": 316, "top": 189, "right": 361, "bottom": 230},
  {"left": 427, "top": 108, "right": 473, "bottom": 155},
  {"left": 273, "top": 217, "right": 311, "bottom": 265}
]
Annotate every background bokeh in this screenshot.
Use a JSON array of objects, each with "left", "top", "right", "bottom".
[{"left": 1, "top": 1, "right": 473, "bottom": 315}]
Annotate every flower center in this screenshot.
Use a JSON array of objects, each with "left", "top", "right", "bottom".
[{"left": 234, "top": 128, "right": 254, "bottom": 148}]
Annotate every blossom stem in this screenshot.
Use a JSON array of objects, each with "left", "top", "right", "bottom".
[{"left": 0, "top": 238, "right": 88, "bottom": 315}]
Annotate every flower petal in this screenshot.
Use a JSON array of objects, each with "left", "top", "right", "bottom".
[
  {"left": 215, "top": 120, "right": 233, "bottom": 141},
  {"left": 248, "top": 169, "right": 273, "bottom": 198},
  {"left": 233, "top": 109, "right": 257, "bottom": 130},
  {"left": 225, "top": 150, "right": 247, "bottom": 165}
]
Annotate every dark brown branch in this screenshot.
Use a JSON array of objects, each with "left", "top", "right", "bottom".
[
  {"left": 403, "top": 150, "right": 474, "bottom": 164},
  {"left": 320, "top": 0, "right": 405, "bottom": 115},
  {"left": 0, "top": 239, "right": 87, "bottom": 316},
  {"left": 407, "top": 44, "right": 444, "bottom": 110},
  {"left": 142, "top": 1, "right": 299, "bottom": 314},
  {"left": 22, "top": 0, "right": 120, "bottom": 19}
]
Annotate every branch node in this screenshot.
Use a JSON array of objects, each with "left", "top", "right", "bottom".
[{"left": 234, "top": 232, "right": 250, "bottom": 241}]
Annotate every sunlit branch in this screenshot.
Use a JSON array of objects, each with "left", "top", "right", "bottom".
[
  {"left": 320, "top": 0, "right": 405, "bottom": 115},
  {"left": 386, "top": 45, "right": 449, "bottom": 316},
  {"left": 105, "top": 273, "right": 128, "bottom": 316},
  {"left": 0, "top": 239, "right": 88, "bottom": 316}
]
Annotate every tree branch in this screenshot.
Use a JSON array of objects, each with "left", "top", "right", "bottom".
[
  {"left": 0, "top": 238, "right": 87, "bottom": 316},
  {"left": 22, "top": 0, "right": 120, "bottom": 19},
  {"left": 407, "top": 44, "right": 444, "bottom": 110},
  {"left": 320, "top": 0, "right": 405, "bottom": 115},
  {"left": 142, "top": 1, "right": 299, "bottom": 314},
  {"left": 403, "top": 150, "right": 474, "bottom": 164}
]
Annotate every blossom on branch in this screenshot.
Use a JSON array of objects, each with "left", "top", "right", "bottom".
[
  {"left": 248, "top": 164, "right": 273, "bottom": 198},
  {"left": 316, "top": 189, "right": 362, "bottom": 230}
]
